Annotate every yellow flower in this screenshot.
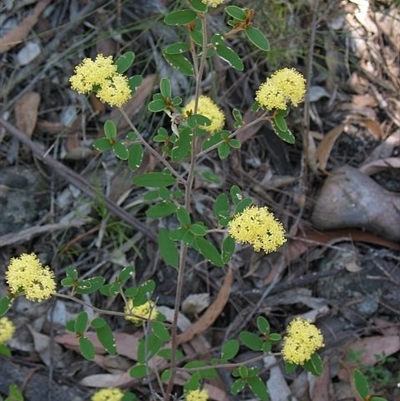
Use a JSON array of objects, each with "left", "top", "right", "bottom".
[
  {"left": 227, "top": 206, "right": 286, "bottom": 253},
  {"left": 70, "top": 54, "right": 117, "bottom": 93},
  {"left": 185, "top": 389, "right": 208, "bottom": 401},
  {"left": 0, "top": 317, "right": 15, "bottom": 343},
  {"left": 281, "top": 318, "right": 324, "bottom": 365},
  {"left": 201, "top": 0, "right": 225, "bottom": 7},
  {"left": 256, "top": 68, "right": 306, "bottom": 110},
  {"left": 70, "top": 54, "right": 131, "bottom": 107},
  {"left": 91, "top": 388, "right": 124, "bottom": 401},
  {"left": 97, "top": 74, "right": 131, "bottom": 107},
  {"left": 124, "top": 299, "right": 159, "bottom": 324},
  {"left": 6, "top": 253, "right": 56, "bottom": 302},
  {"left": 183, "top": 95, "right": 225, "bottom": 133}
]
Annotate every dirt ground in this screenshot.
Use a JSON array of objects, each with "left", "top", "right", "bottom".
[{"left": 0, "top": 0, "right": 400, "bottom": 400}]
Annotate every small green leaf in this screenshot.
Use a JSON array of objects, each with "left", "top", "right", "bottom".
[
  {"left": 161, "top": 369, "right": 171, "bottom": 382},
  {"left": 5, "top": 384, "right": 24, "bottom": 401},
  {"left": 75, "top": 311, "right": 88, "bottom": 334},
  {"left": 230, "top": 185, "right": 243, "bottom": 205},
  {"left": 245, "top": 27, "right": 270, "bottom": 51},
  {"left": 129, "top": 364, "right": 148, "bottom": 378},
  {"left": 61, "top": 277, "right": 75, "bottom": 287},
  {"left": 257, "top": 316, "right": 270, "bottom": 335},
  {"left": 148, "top": 99, "right": 168, "bottom": 112},
  {"left": 164, "top": 9, "right": 197, "bottom": 25},
  {"left": 284, "top": 361, "right": 297, "bottom": 373},
  {"left": 269, "top": 332, "right": 281, "bottom": 342},
  {"left": 214, "top": 193, "right": 230, "bottom": 224},
  {"left": 229, "top": 138, "right": 240, "bottom": 148},
  {"left": 119, "top": 266, "right": 135, "bottom": 282},
  {"left": 218, "top": 142, "right": 231, "bottom": 159},
  {"left": 0, "top": 296, "right": 13, "bottom": 317},
  {"left": 160, "top": 77, "right": 172, "bottom": 98},
  {"left": 231, "top": 378, "right": 246, "bottom": 394},
  {"left": 304, "top": 352, "right": 323, "bottom": 376},
  {"left": 234, "top": 198, "right": 252, "bottom": 214},
  {"left": 93, "top": 137, "right": 112, "bottom": 151},
  {"left": 240, "top": 331, "right": 263, "bottom": 351},
  {"left": 152, "top": 321, "right": 171, "bottom": 342},
  {"left": 146, "top": 202, "right": 177, "bottom": 218},
  {"left": 95, "top": 321, "right": 116, "bottom": 355},
  {"left": 248, "top": 376, "right": 269, "bottom": 401},
  {"left": 225, "top": 5, "right": 247, "bottom": 21},
  {"left": 133, "top": 172, "right": 176, "bottom": 188},
  {"left": 112, "top": 141, "right": 129, "bottom": 160},
  {"left": 176, "top": 207, "right": 191, "bottom": 225},
  {"left": 353, "top": 369, "right": 370, "bottom": 399},
  {"left": 232, "top": 108, "right": 244, "bottom": 128},
  {"left": 222, "top": 236, "right": 235, "bottom": 263},
  {"left": 127, "top": 144, "right": 143, "bottom": 171},
  {"left": 239, "top": 365, "right": 249, "bottom": 378},
  {"left": 190, "top": 28, "right": 203, "bottom": 46},
  {"left": 79, "top": 336, "right": 95, "bottom": 360},
  {"left": 189, "top": 223, "right": 207, "bottom": 236},
  {"left": 115, "top": 51, "right": 135, "bottom": 73},
  {"left": 193, "top": 238, "right": 223, "bottom": 266},
  {"left": 171, "top": 127, "right": 192, "bottom": 162},
  {"left": 273, "top": 113, "right": 288, "bottom": 131},
  {"left": 370, "top": 397, "right": 389, "bottom": 401},
  {"left": 158, "top": 228, "right": 179, "bottom": 269},
  {"left": 0, "top": 343, "right": 11, "bottom": 357},
  {"left": 163, "top": 53, "right": 194, "bottom": 76},
  {"left": 76, "top": 277, "right": 106, "bottom": 295},
  {"left": 221, "top": 339, "right": 239, "bottom": 361},
  {"left": 215, "top": 42, "right": 244, "bottom": 71},
  {"left": 188, "top": 0, "right": 207, "bottom": 12},
  {"left": 129, "top": 75, "right": 143, "bottom": 95},
  {"left": 272, "top": 116, "right": 295, "bottom": 144},
  {"left": 164, "top": 42, "right": 191, "bottom": 55},
  {"left": 104, "top": 119, "right": 117, "bottom": 140}
]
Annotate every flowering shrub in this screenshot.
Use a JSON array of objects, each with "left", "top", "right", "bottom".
[{"left": 0, "top": 2, "right": 350, "bottom": 401}]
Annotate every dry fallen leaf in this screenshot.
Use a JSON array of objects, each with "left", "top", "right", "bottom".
[
  {"left": 0, "top": 0, "right": 51, "bottom": 54},
  {"left": 316, "top": 124, "right": 346, "bottom": 171},
  {"left": 15, "top": 91, "right": 41, "bottom": 139}
]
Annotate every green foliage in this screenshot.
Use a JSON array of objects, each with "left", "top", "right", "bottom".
[
  {"left": 0, "top": 343, "right": 11, "bottom": 357},
  {"left": 5, "top": 384, "right": 24, "bottom": 401},
  {"left": 115, "top": 51, "right": 135, "bottom": 74},
  {"left": 0, "top": 296, "right": 13, "bottom": 317}
]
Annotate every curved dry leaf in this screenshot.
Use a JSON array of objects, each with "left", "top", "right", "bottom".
[
  {"left": 316, "top": 124, "right": 346, "bottom": 170},
  {"left": 359, "top": 157, "right": 400, "bottom": 175},
  {"left": 15, "top": 91, "right": 41, "bottom": 138}
]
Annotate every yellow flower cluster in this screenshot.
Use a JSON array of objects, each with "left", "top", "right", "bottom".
[
  {"left": 281, "top": 318, "right": 324, "bottom": 365},
  {"left": 185, "top": 389, "right": 209, "bottom": 401},
  {"left": 0, "top": 317, "right": 15, "bottom": 343},
  {"left": 124, "top": 299, "right": 159, "bottom": 324},
  {"left": 228, "top": 206, "right": 286, "bottom": 254},
  {"left": 201, "top": 0, "right": 225, "bottom": 7},
  {"left": 255, "top": 68, "right": 306, "bottom": 111},
  {"left": 91, "top": 388, "right": 124, "bottom": 401},
  {"left": 6, "top": 253, "right": 56, "bottom": 302},
  {"left": 183, "top": 95, "right": 225, "bottom": 133},
  {"left": 70, "top": 54, "right": 131, "bottom": 107}
]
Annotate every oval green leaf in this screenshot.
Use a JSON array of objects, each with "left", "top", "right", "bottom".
[
  {"left": 245, "top": 27, "right": 270, "bottom": 51},
  {"left": 163, "top": 53, "right": 194, "bottom": 76},
  {"left": 215, "top": 43, "right": 244, "bottom": 71},
  {"left": 93, "top": 137, "right": 112, "bottom": 151},
  {"left": 112, "top": 141, "right": 129, "bottom": 160},
  {"left": 158, "top": 228, "right": 179, "bottom": 268},
  {"left": 164, "top": 42, "right": 191, "bottom": 55},
  {"left": 146, "top": 202, "right": 177, "bottom": 218},
  {"left": 164, "top": 9, "right": 197, "bottom": 25},
  {"left": 104, "top": 119, "right": 117, "bottom": 140},
  {"left": 225, "top": 5, "right": 247, "bottom": 21},
  {"left": 132, "top": 172, "right": 176, "bottom": 188},
  {"left": 79, "top": 336, "right": 95, "bottom": 360},
  {"left": 115, "top": 51, "right": 135, "bottom": 73}
]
